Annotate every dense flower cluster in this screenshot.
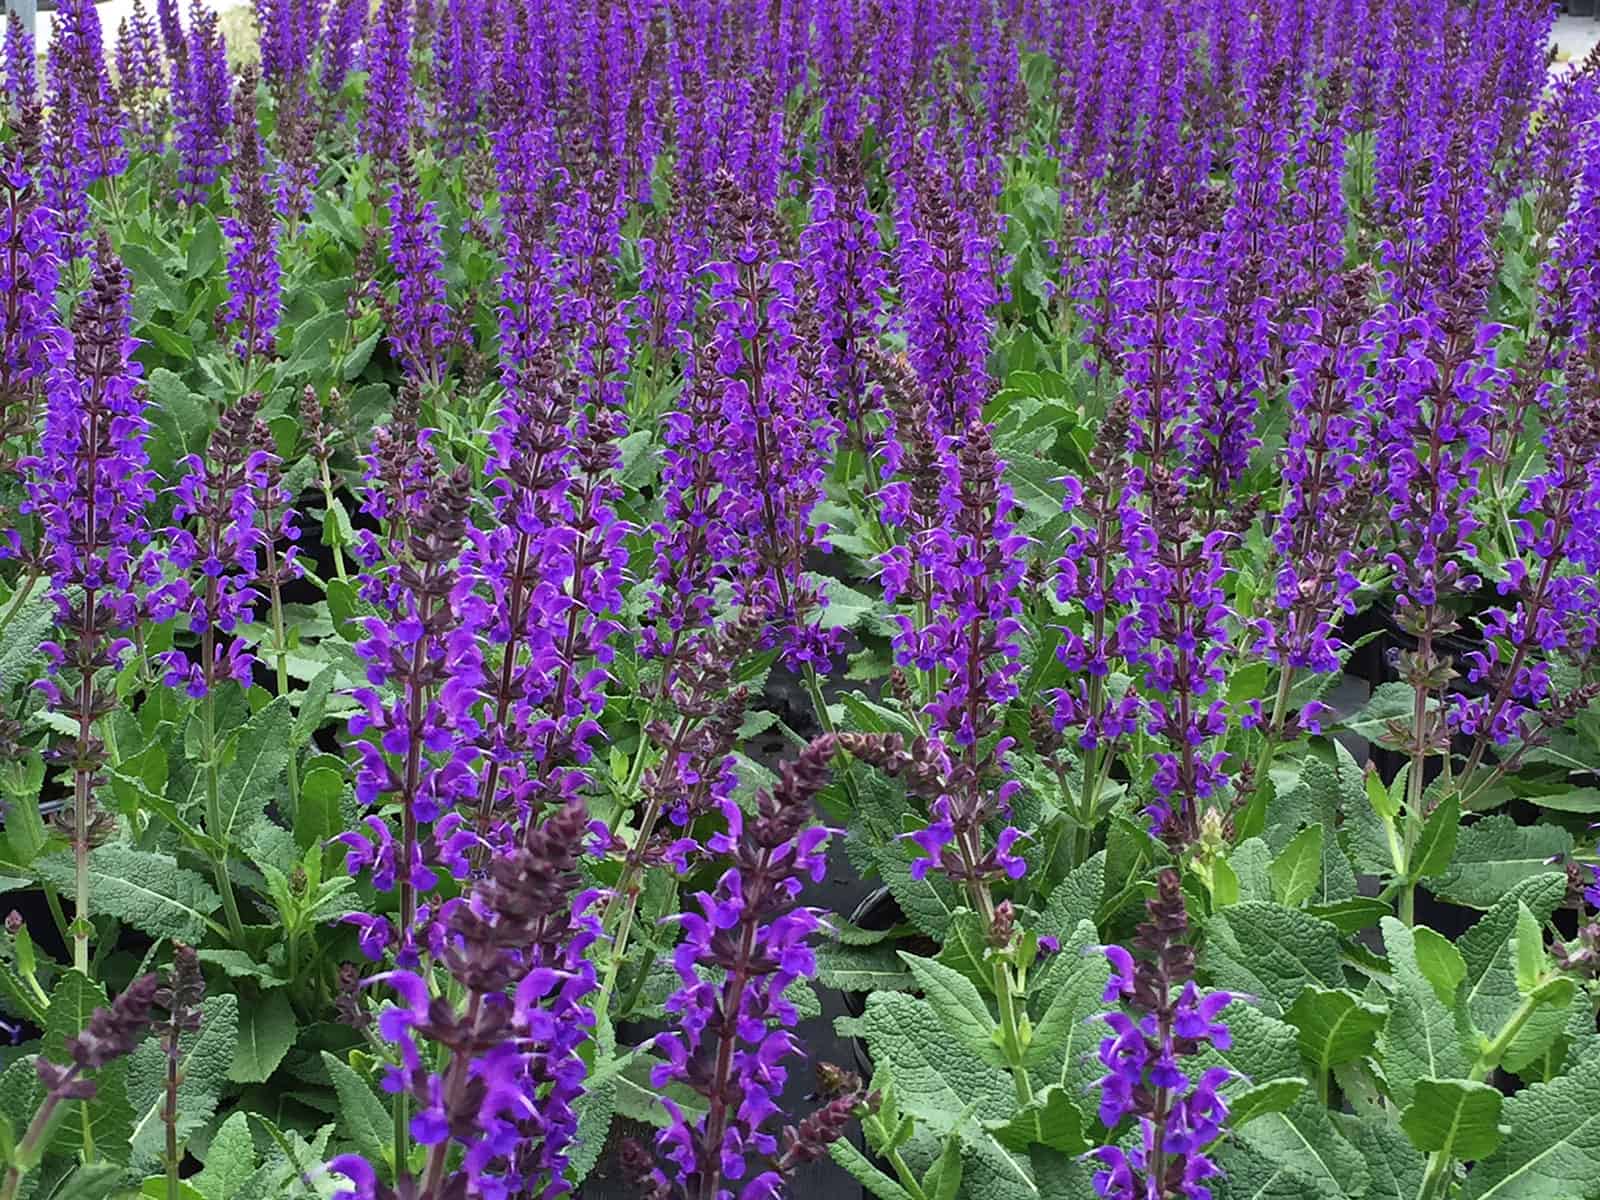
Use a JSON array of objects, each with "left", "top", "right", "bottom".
[{"left": 1094, "top": 869, "right": 1233, "bottom": 1200}]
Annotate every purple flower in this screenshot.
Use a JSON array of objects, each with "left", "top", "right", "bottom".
[
  {"left": 644, "top": 738, "right": 861, "bottom": 1199},
  {"left": 3, "top": 13, "right": 36, "bottom": 111},
  {"left": 173, "top": 2, "right": 233, "bottom": 207},
  {"left": 360, "top": 0, "right": 415, "bottom": 170},
  {"left": 383, "top": 153, "right": 453, "bottom": 387},
  {"left": 1092, "top": 871, "right": 1232, "bottom": 1200},
  {"left": 221, "top": 69, "right": 281, "bottom": 363}
]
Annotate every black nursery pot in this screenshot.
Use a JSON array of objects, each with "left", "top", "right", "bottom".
[{"left": 1571, "top": 0, "right": 1596, "bottom": 17}]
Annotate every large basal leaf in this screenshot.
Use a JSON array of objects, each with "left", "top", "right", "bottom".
[
  {"left": 320, "top": 1051, "right": 395, "bottom": 1172},
  {"left": 43, "top": 972, "right": 135, "bottom": 1164},
  {"left": 899, "top": 952, "right": 1003, "bottom": 1065},
  {"left": 1434, "top": 817, "right": 1573, "bottom": 910},
  {"left": 1378, "top": 918, "right": 1474, "bottom": 1108},
  {"left": 1201, "top": 903, "right": 1345, "bottom": 1013},
  {"left": 1285, "top": 986, "right": 1387, "bottom": 1079},
  {"left": 228, "top": 990, "right": 297, "bottom": 1083},
  {"left": 192, "top": 1111, "right": 260, "bottom": 1200},
  {"left": 35, "top": 847, "right": 221, "bottom": 944},
  {"left": 1461, "top": 1047, "right": 1600, "bottom": 1199}
]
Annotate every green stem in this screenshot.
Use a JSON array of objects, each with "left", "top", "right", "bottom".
[
  {"left": 204, "top": 690, "right": 247, "bottom": 944},
  {"left": 803, "top": 662, "right": 859, "bottom": 808},
  {"left": 993, "top": 957, "right": 1034, "bottom": 1108},
  {"left": 268, "top": 576, "right": 300, "bottom": 813}
]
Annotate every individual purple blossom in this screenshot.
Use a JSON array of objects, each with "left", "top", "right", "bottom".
[
  {"left": 642, "top": 737, "right": 863, "bottom": 1200},
  {"left": 172, "top": 2, "right": 233, "bottom": 206},
  {"left": 1092, "top": 869, "right": 1233, "bottom": 1200},
  {"left": 221, "top": 69, "right": 281, "bottom": 363}
]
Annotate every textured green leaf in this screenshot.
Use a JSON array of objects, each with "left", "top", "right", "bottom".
[
  {"left": 1461, "top": 1047, "right": 1600, "bottom": 1199},
  {"left": 51, "top": 1164, "right": 128, "bottom": 1200},
  {"left": 1341, "top": 1115, "right": 1426, "bottom": 1200},
  {"left": 1435, "top": 817, "right": 1573, "bottom": 910},
  {"left": 985, "top": 1085, "right": 1085, "bottom": 1154},
  {"left": 847, "top": 992, "right": 1036, "bottom": 1194},
  {"left": 814, "top": 942, "right": 913, "bottom": 992},
  {"left": 1270, "top": 824, "right": 1324, "bottom": 908},
  {"left": 1214, "top": 1140, "right": 1327, "bottom": 1200},
  {"left": 1410, "top": 792, "right": 1460, "bottom": 881},
  {"left": 1229, "top": 1078, "right": 1309, "bottom": 1128},
  {"left": 1023, "top": 922, "right": 1108, "bottom": 1096},
  {"left": 898, "top": 953, "right": 1003, "bottom": 1065},
  {"left": 1378, "top": 918, "right": 1474, "bottom": 1108},
  {"left": 127, "top": 995, "right": 240, "bottom": 1167},
  {"left": 1286, "top": 987, "right": 1386, "bottom": 1076},
  {"left": 228, "top": 990, "right": 296, "bottom": 1083},
  {"left": 217, "top": 697, "right": 293, "bottom": 847},
  {"left": 1412, "top": 927, "right": 1467, "bottom": 1007},
  {"left": 936, "top": 909, "right": 994, "bottom": 993},
  {"left": 1202, "top": 903, "right": 1345, "bottom": 1013},
  {"left": 1459, "top": 874, "right": 1566, "bottom": 1038},
  {"left": 44, "top": 972, "right": 136, "bottom": 1164},
  {"left": 1401, "top": 1078, "right": 1505, "bottom": 1161},
  {"left": 1196, "top": 1006, "right": 1369, "bottom": 1198},
  {"left": 35, "top": 847, "right": 221, "bottom": 943},
  {"left": 876, "top": 846, "right": 960, "bottom": 939},
  {"left": 193, "top": 1111, "right": 259, "bottom": 1200},
  {"left": 1038, "top": 852, "right": 1105, "bottom": 937},
  {"left": 830, "top": 1139, "right": 917, "bottom": 1200}
]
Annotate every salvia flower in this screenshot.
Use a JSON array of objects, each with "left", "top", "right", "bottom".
[
  {"left": 1092, "top": 869, "right": 1233, "bottom": 1200},
  {"left": 643, "top": 736, "right": 863, "bottom": 1200},
  {"left": 221, "top": 68, "right": 282, "bottom": 363},
  {"left": 173, "top": 2, "right": 233, "bottom": 206},
  {"left": 2, "top": 13, "right": 35, "bottom": 111}
]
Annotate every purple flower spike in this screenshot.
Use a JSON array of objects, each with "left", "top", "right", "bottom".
[{"left": 1092, "top": 870, "right": 1233, "bottom": 1200}]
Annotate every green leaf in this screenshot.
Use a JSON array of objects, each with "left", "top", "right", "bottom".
[
  {"left": 127, "top": 995, "right": 240, "bottom": 1167},
  {"left": 195, "top": 950, "right": 288, "bottom": 990},
  {"left": 1410, "top": 792, "right": 1460, "bottom": 881},
  {"left": 1513, "top": 904, "right": 1545, "bottom": 997},
  {"left": 1411, "top": 926, "right": 1467, "bottom": 1008},
  {"left": 1023, "top": 921, "right": 1107, "bottom": 1096},
  {"left": 1286, "top": 987, "right": 1386, "bottom": 1077},
  {"left": 1202, "top": 903, "right": 1345, "bottom": 1013},
  {"left": 1365, "top": 764, "right": 1399, "bottom": 821},
  {"left": 936, "top": 909, "right": 994, "bottom": 994},
  {"left": 877, "top": 846, "right": 960, "bottom": 940},
  {"left": 1459, "top": 874, "right": 1567, "bottom": 1038},
  {"left": 1461, "top": 1047, "right": 1600, "bottom": 1199},
  {"left": 1038, "top": 852, "right": 1105, "bottom": 938},
  {"left": 924, "top": 1130, "right": 965, "bottom": 1200},
  {"left": 1229, "top": 1078, "right": 1310, "bottom": 1128},
  {"left": 216, "top": 697, "right": 293, "bottom": 848},
  {"left": 1522, "top": 787, "right": 1600, "bottom": 814},
  {"left": 44, "top": 972, "right": 136, "bottom": 1164},
  {"left": 813, "top": 942, "right": 913, "bottom": 992},
  {"left": 35, "top": 847, "right": 221, "bottom": 943},
  {"left": 321, "top": 1051, "right": 394, "bottom": 1172},
  {"left": 51, "top": 1164, "right": 129, "bottom": 1200},
  {"left": 186, "top": 215, "right": 223, "bottom": 278},
  {"left": 830, "top": 1139, "right": 917, "bottom": 1200},
  {"left": 1378, "top": 918, "right": 1474, "bottom": 1108},
  {"left": 228, "top": 990, "right": 296, "bottom": 1083},
  {"left": 986, "top": 1085, "right": 1085, "bottom": 1154},
  {"left": 846, "top": 992, "right": 1036, "bottom": 1195},
  {"left": 1434, "top": 816, "right": 1573, "bottom": 910},
  {"left": 1401, "top": 1078, "right": 1505, "bottom": 1161},
  {"left": 898, "top": 952, "right": 1003, "bottom": 1065},
  {"left": 1270, "top": 823, "right": 1325, "bottom": 908},
  {"left": 192, "top": 1111, "right": 259, "bottom": 1200},
  {"left": 1341, "top": 1116, "right": 1426, "bottom": 1200}
]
